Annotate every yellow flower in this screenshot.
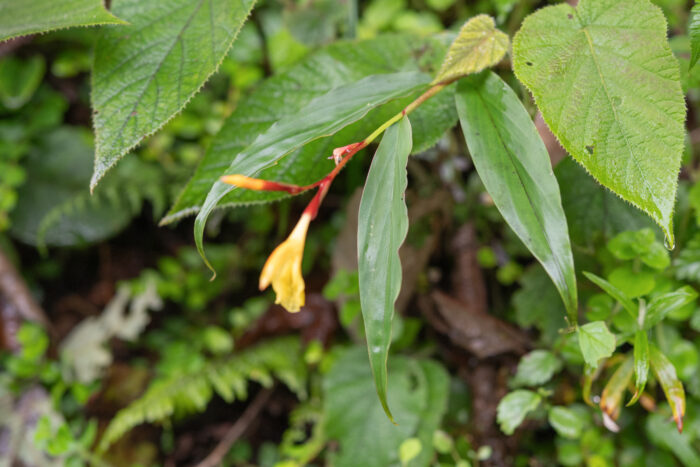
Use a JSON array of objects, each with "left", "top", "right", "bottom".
[{"left": 259, "top": 212, "right": 311, "bottom": 312}]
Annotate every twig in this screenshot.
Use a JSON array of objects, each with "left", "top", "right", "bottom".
[{"left": 192, "top": 386, "right": 275, "bottom": 467}]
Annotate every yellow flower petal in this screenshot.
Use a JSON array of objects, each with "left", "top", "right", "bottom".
[{"left": 259, "top": 213, "right": 311, "bottom": 312}]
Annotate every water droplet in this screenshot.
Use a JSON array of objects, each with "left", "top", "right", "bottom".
[{"left": 664, "top": 236, "right": 675, "bottom": 251}]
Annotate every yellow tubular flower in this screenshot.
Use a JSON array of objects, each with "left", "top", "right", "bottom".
[{"left": 259, "top": 212, "right": 312, "bottom": 312}]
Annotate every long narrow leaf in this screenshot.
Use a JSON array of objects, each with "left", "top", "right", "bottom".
[
  {"left": 0, "top": 0, "right": 125, "bottom": 42},
  {"left": 650, "top": 344, "right": 686, "bottom": 432},
  {"left": 194, "top": 72, "right": 429, "bottom": 272},
  {"left": 628, "top": 330, "right": 649, "bottom": 406},
  {"left": 644, "top": 286, "right": 697, "bottom": 330},
  {"left": 357, "top": 116, "right": 412, "bottom": 421},
  {"left": 583, "top": 271, "right": 637, "bottom": 319},
  {"left": 600, "top": 356, "right": 634, "bottom": 421},
  {"left": 454, "top": 71, "right": 578, "bottom": 323}
]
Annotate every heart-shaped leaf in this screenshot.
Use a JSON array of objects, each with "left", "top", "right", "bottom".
[
  {"left": 513, "top": 0, "right": 686, "bottom": 247},
  {"left": 433, "top": 15, "right": 509, "bottom": 84}
]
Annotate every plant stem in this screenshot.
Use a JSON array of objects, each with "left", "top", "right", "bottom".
[{"left": 362, "top": 81, "right": 449, "bottom": 146}]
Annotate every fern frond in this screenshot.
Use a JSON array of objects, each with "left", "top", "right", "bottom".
[{"left": 98, "top": 336, "right": 307, "bottom": 451}]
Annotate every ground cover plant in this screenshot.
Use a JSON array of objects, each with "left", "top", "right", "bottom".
[{"left": 2, "top": 0, "right": 700, "bottom": 465}]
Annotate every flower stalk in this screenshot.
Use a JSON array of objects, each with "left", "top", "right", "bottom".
[{"left": 222, "top": 79, "right": 453, "bottom": 312}]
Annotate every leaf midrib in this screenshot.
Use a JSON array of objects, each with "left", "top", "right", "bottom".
[
  {"left": 578, "top": 17, "right": 658, "bottom": 220},
  {"left": 475, "top": 90, "right": 572, "bottom": 312},
  {"left": 104, "top": 0, "right": 207, "bottom": 154}
]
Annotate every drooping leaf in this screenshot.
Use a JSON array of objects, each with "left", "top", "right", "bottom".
[
  {"left": 164, "top": 35, "right": 455, "bottom": 224},
  {"left": 512, "top": 350, "right": 563, "bottom": 387},
  {"left": 357, "top": 116, "right": 412, "bottom": 420},
  {"left": 91, "top": 0, "right": 257, "bottom": 188},
  {"left": 555, "top": 158, "right": 654, "bottom": 248},
  {"left": 455, "top": 71, "right": 578, "bottom": 322},
  {"left": 629, "top": 330, "right": 649, "bottom": 406},
  {"left": 497, "top": 390, "right": 542, "bottom": 435},
  {"left": 433, "top": 15, "right": 509, "bottom": 84},
  {"left": 600, "top": 355, "right": 633, "bottom": 420},
  {"left": 650, "top": 344, "right": 686, "bottom": 432},
  {"left": 643, "top": 286, "right": 698, "bottom": 330},
  {"left": 0, "top": 0, "right": 125, "bottom": 42},
  {"left": 577, "top": 321, "right": 616, "bottom": 369},
  {"left": 513, "top": 0, "right": 686, "bottom": 246},
  {"left": 195, "top": 72, "right": 428, "bottom": 272},
  {"left": 583, "top": 271, "right": 637, "bottom": 319},
  {"left": 323, "top": 347, "right": 448, "bottom": 467},
  {"left": 690, "top": 2, "right": 700, "bottom": 69}
]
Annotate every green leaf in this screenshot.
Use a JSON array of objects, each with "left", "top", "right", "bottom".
[
  {"left": 513, "top": 265, "right": 567, "bottom": 344},
  {"left": 583, "top": 271, "right": 637, "bottom": 318},
  {"left": 643, "top": 286, "right": 698, "bottom": 329},
  {"left": 99, "top": 336, "right": 306, "bottom": 450},
  {"left": 0, "top": 0, "right": 125, "bottom": 42},
  {"left": 455, "top": 71, "right": 578, "bottom": 323},
  {"left": 608, "top": 266, "right": 655, "bottom": 299},
  {"left": 513, "top": 0, "right": 686, "bottom": 247},
  {"left": 496, "top": 390, "right": 542, "bottom": 435},
  {"left": 17, "top": 322, "right": 48, "bottom": 361},
  {"left": 548, "top": 406, "right": 585, "bottom": 440},
  {"left": 433, "top": 15, "right": 509, "bottom": 83},
  {"left": 555, "top": 157, "right": 653, "bottom": 248},
  {"left": 668, "top": 340, "right": 699, "bottom": 382},
  {"left": 323, "top": 348, "right": 448, "bottom": 467},
  {"left": 411, "top": 360, "right": 449, "bottom": 467},
  {"left": 577, "top": 321, "right": 616, "bottom": 368},
  {"left": 512, "top": 350, "right": 563, "bottom": 387},
  {"left": 646, "top": 413, "right": 700, "bottom": 466},
  {"left": 164, "top": 35, "right": 455, "bottom": 223},
  {"left": 0, "top": 56, "right": 45, "bottom": 110},
  {"left": 91, "top": 0, "right": 256, "bottom": 188},
  {"left": 9, "top": 128, "right": 138, "bottom": 247},
  {"left": 195, "top": 72, "right": 428, "bottom": 273},
  {"left": 607, "top": 229, "right": 656, "bottom": 261},
  {"left": 674, "top": 232, "right": 700, "bottom": 282},
  {"left": 357, "top": 116, "right": 412, "bottom": 421},
  {"left": 399, "top": 438, "right": 422, "bottom": 466},
  {"left": 649, "top": 344, "right": 686, "bottom": 432},
  {"left": 600, "top": 355, "right": 633, "bottom": 420},
  {"left": 690, "top": 3, "right": 700, "bottom": 69},
  {"left": 629, "top": 330, "right": 649, "bottom": 405}
]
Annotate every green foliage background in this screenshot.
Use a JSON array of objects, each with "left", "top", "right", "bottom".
[{"left": 2, "top": 0, "right": 700, "bottom": 466}]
